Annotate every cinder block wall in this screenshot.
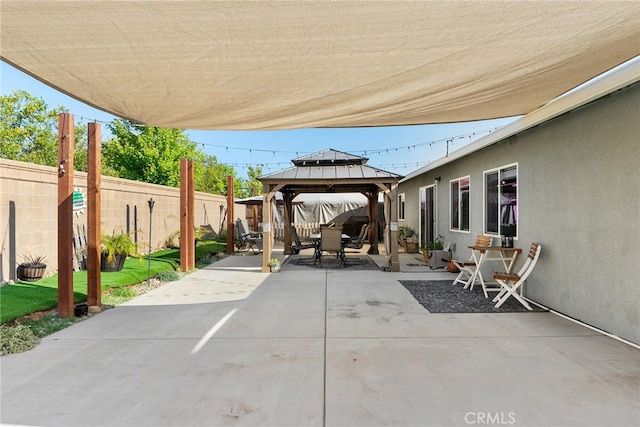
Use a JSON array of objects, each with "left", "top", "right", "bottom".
[{"left": 0, "top": 159, "right": 245, "bottom": 281}]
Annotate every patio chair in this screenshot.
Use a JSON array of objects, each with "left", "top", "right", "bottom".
[
  {"left": 318, "top": 226, "right": 345, "bottom": 267},
  {"left": 344, "top": 223, "right": 369, "bottom": 250},
  {"left": 452, "top": 235, "right": 492, "bottom": 287},
  {"left": 290, "top": 225, "right": 315, "bottom": 254},
  {"left": 491, "top": 242, "right": 542, "bottom": 310},
  {"left": 235, "top": 219, "right": 263, "bottom": 254}
]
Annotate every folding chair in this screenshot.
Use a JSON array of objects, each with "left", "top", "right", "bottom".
[
  {"left": 344, "top": 223, "right": 369, "bottom": 250},
  {"left": 290, "top": 225, "right": 315, "bottom": 254},
  {"left": 452, "top": 235, "right": 492, "bottom": 287},
  {"left": 235, "top": 219, "right": 263, "bottom": 253},
  {"left": 318, "top": 226, "right": 345, "bottom": 267},
  {"left": 491, "top": 243, "right": 542, "bottom": 310}
]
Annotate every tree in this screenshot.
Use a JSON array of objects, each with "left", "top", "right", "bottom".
[
  {"left": 197, "top": 155, "right": 236, "bottom": 194},
  {"left": 0, "top": 90, "right": 89, "bottom": 170},
  {"left": 245, "top": 165, "right": 263, "bottom": 196},
  {"left": 103, "top": 119, "right": 204, "bottom": 187},
  {"left": 196, "top": 155, "right": 261, "bottom": 198}
]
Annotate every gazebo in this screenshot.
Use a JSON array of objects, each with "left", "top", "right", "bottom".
[{"left": 258, "top": 149, "right": 403, "bottom": 272}]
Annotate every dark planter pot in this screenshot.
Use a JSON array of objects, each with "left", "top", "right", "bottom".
[
  {"left": 16, "top": 263, "right": 47, "bottom": 282},
  {"left": 74, "top": 303, "right": 89, "bottom": 317},
  {"left": 100, "top": 252, "right": 127, "bottom": 272}
]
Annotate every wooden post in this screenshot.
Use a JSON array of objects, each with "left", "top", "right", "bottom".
[
  {"left": 180, "top": 158, "right": 188, "bottom": 271},
  {"left": 283, "top": 191, "right": 294, "bottom": 255},
  {"left": 226, "top": 175, "right": 234, "bottom": 254},
  {"left": 261, "top": 187, "right": 273, "bottom": 272},
  {"left": 187, "top": 160, "right": 195, "bottom": 270},
  {"left": 367, "top": 191, "right": 380, "bottom": 255},
  {"left": 57, "top": 113, "right": 74, "bottom": 317},
  {"left": 252, "top": 186, "right": 259, "bottom": 231},
  {"left": 87, "top": 122, "right": 101, "bottom": 307},
  {"left": 389, "top": 183, "right": 400, "bottom": 272}
]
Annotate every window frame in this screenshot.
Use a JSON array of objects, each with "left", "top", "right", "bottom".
[
  {"left": 449, "top": 175, "right": 470, "bottom": 233},
  {"left": 483, "top": 163, "right": 518, "bottom": 238}
]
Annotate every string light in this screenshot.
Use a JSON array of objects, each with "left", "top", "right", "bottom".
[{"left": 66, "top": 113, "right": 503, "bottom": 173}]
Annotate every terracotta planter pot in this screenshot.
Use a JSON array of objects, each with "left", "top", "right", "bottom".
[{"left": 446, "top": 261, "right": 460, "bottom": 273}]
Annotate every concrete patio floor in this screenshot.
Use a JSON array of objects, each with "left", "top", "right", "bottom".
[{"left": 1, "top": 249, "right": 638, "bottom": 426}]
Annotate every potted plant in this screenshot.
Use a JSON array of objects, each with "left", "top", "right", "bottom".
[
  {"left": 405, "top": 234, "right": 418, "bottom": 253},
  {"left": 101, "top": 231, "right": 137, "bottom": 272},
  {"left": 268, "top": 258, "right": 281, "bottom": 272},
  {"left": 16, "top": 253, "right": 47, "bottom": 282},
  {"left": 421, "top": 238, "right": 443, "bottom": 262},
  {"left": 399, "top": 225, "right": 418, "bottom": 253},
  {"left": 421, "top": 236, "right": 450, "bottom": 269},
  {"left": 444, "top": 253, "right": 460, "bottom": 273}
]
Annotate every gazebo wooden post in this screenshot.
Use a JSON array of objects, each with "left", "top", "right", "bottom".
[
  {"left": 366, "top": 190, "right": 379, "bottom": 255},
  {"left": 226, "top": 175, "right": 234, "bottom": 254},
  {"left": 388, "top": 183, "right": 400, "bottom": 272},
  {"left": 261, "top": 185, "right": 274, "bottom": 272},
  {"left": 252, "top": 186, "right": 259, "bottom": 231},
  {"left": 87, "top": 122, "right": 101, "bottom": 308},
  {"left": 282, "top": 191, "right": 294, "bottom": 255},
  {"left": 57, "top": 113, "right": 74, "bottom": 318}
]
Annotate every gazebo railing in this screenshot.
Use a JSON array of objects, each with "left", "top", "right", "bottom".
[{"left": 270, "top": 223, "right": 322, "bottom": 243}]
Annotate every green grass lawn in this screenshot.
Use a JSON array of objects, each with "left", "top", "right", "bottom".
[{"left": 0, "top": 241, "right": 226, "bottom": 324}]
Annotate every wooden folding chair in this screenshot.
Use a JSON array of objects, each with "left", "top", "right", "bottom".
[
  {"left": 452, "top": 235, "right": 492, "bottom": 287},
  {"left": 491, "top": 243, "right": 542, "bottom": 310}
]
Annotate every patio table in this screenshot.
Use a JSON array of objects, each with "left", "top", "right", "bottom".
[
  {"left": 310, "top": 233, "right": 351, "bottom": 263},
  {"left": 465, "top": 245, "right": 522, "bottom": 298}
]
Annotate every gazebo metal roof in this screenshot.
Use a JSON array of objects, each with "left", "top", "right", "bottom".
[{"left": 260, "top": 149, "right": 403, "bottom": 193}]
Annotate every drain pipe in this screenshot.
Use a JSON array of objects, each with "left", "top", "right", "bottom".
[{"left": 523, "top": 297, "right": 640, "bottom": 350}]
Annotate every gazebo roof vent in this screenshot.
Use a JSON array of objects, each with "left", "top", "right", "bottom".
[{"left": 292, "top": 149, "right": 368, "bottom": 167}]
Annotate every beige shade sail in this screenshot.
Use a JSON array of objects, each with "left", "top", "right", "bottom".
[{"left": 1, "top": 1, "right": 639, "bottom": 130}]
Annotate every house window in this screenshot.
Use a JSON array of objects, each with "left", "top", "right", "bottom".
[
  {"left": 450, "top": 176, "right": 470, "bottom": 232},
  {"left": 484, "top": 164, "right": 518, "bottom": 236},
  {"left": 398, "top": 193, "right": 405, "bottom": 220}
]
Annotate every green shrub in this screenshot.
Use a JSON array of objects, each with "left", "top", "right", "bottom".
[
  {"left": 195, "top": 255, "right": 215, "bottom": 269},
  {"left": 0, "top": 324, "right": 39, "bottom": 355},
  {"left": 109, "top": 286, "right": 137, "bottom": 298},
  {"left": 21, "top": 315, "right": 77, "bottom": 338},
  {"left": 157, "top": 270, "right": 180, "bottom": 282},
  {"left": 102, "top": 230, "right": 137, "bottom": 263}
]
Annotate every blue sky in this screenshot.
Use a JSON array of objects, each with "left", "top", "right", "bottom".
[{"left": 1, "top": 61, "right": 518, "bottom": 179}]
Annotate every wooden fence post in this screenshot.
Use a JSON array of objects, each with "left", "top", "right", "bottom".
[
  {"left": 87, "top": 122, "right": 101, "bottom": 307},
  {"left": 57, "top": 113, "right": 74, "bottom": 317}
]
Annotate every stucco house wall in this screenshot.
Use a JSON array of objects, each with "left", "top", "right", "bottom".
[{"left": 398, "top": 82, "right": 639, "bottom": 344}]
